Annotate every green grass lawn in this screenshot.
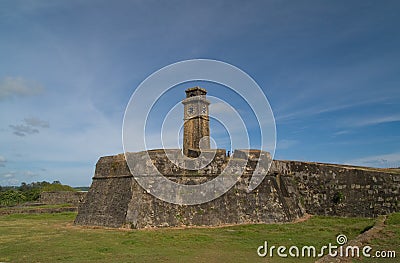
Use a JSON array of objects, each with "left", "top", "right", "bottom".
[
  {"left": 0, "top": 203, "right": 74, "bottom": 211},
  {"left": 359, "top": 213, "right": 400, "bottom": 263},
  {"left": 0, "top": 212, "right": 398, "bottom": 262}
]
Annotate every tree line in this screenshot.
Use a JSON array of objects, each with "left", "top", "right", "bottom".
[{"left": 0, "top": 181, "right": 76, "bottom": 206}]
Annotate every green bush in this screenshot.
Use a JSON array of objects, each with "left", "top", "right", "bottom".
[
  {"left": 41, "top": 184, "right": 76, "bottom": 192},
  {"left": 332, "top": 191, "right": 344, "bottom": 204},
  {"left": 0, "top": 181, "right": 76, "bottom": 206},
  {"left": 0, "top": 190, "right": 26, "bottom": 206}
]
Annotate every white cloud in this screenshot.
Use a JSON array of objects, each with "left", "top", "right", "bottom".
[
  {"left": 0, "top": 178, "right": 19, "bottom": 186},
  {"left": 24, "top": 117, "right": 49, "bottom": 128},
  {"left": 332, "top": 130, "right": 351, "bottom": 136},
  {"left": 9, "top": 124, "right": 39, "bottom": 136},
  {"left": 346, "top": 152, "right": 400, "bottom": 168},
  {"left": 275, "top": 96, "right": 394, "bottom": 123},
  {"left": 9, "top": 117, "right": 49, "bottom": 136},
  {"left": 23, "top": 170, "right": 39, "bottom": 177},
  {"left": 0, "top": 170, "right": 41, "bottom": 185},
  {"left": 349, "top": 114, "right": 400, "bottom": 128},
  {"left": 0, "top": 171, "right": 19, "bottom": 185},
  {"left": 1, "top": 171, "right": 39, "bottom": 179},
  {"left": 0, "top": 155, "right": 6, "bottom": 167},
  {"left": 0, "top": 77, "right": 44, "bottom": 100},
  {"left": 3, "top": 173, "right": 14, "bottom": 178}
]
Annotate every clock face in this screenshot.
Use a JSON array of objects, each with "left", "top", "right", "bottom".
[
  {"left": 187, "top": 106, "right": 195, "bottom": 115},
  {"left": 201, "top": 106, "right": 207, "bottom": 114}
]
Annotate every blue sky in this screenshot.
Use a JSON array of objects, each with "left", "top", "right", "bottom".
[{"left": 0, "top": 0, "right": 399, "bottom": 186}]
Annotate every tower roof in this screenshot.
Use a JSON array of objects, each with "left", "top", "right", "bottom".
[{"left": 185, "top": 87, "right": 207, "bottom": 97}]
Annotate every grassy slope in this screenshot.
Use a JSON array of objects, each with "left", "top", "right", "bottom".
[
  {"left": 1, "top": 212, "right": 392, "bottom": 263},
  {"left": 359, "top": 213, "right": 400, "bottom": 263}
]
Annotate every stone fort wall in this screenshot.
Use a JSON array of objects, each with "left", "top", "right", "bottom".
[
  {"left": 269, "top": 160, "right": 399, "bottom": 217},
  {"left": 40, "top": 191, "right": 86, "bottom": 206},
  {"left": 74, "top": 150, "right": 400, "bottom": 228}
]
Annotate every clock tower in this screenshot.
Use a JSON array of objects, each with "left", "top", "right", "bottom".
[{"left": 182, "top": 87, "right": 210, "bottom": 156}]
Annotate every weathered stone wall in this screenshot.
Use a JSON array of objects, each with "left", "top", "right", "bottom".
[
  {"left": 74, "top": 150, "right": 400, "bottom": 228},
  {"left": 40, "top": 191, "right": 86, "bottom": 206},
  {"left": 270, "top": 161, "right": 400, "bottom": 217},
  {"left": 123, "top": 174, "right": 303, "bottom": 229},
  {"left": 75, "top": 178, "right": 132, "bottom": 227},
  {"left": 74, "top": 151, "right": 304, "bottom": 228}
]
